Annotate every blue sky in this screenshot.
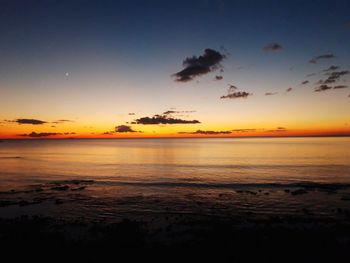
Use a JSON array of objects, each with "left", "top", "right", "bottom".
[{"left": 0, "top": 0, "right": 350, "bottom": 138}]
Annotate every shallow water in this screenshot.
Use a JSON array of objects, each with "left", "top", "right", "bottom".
[{"left": 0, "top": 137, "right": 350, "bottom": 221}]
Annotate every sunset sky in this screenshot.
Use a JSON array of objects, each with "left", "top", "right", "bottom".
[{"left": 0, "top": 0, "right": 350, "bottom": 139}]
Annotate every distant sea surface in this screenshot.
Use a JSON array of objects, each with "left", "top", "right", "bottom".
[{"left": 1, "top": 137, "right": 350, "bottom": 221}]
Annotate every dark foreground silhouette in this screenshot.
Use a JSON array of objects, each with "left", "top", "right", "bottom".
[{"left": 1, "top": 214, "right": 350, "bottom": 262}]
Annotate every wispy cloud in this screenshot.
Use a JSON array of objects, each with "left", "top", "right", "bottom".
[
  {"left": 333, "top": 85, "right": 348, "bottom": 89},
  {"left": 163, "top": 110, "right": 196, "bottom": 115},
  {"left": 323, "top": 65, "right": 339, "bottom": 72},
  {"left": 263, "top": 43, "right": 283, "bottom": 52},
  {"left": 301, "top": 80, "right": 309, "bottom": 85},
  {"left": 267, "top": 127, "right": 288, "bottom": 132},
  {"left": 51, "top": 119, "right": 74, "bottom": 124},
  {"left": 286, "top": 87, "right": 293, "bottom": 92},
  {"left": 232, "top": 128, "right": 257, "bottom": 133},
  {"left": 309, "top": 53, "right": 335, "bottom": 64},
  {"left": 135, "top": 115, "right": 200, "bottom": 125},
  {"left": 265, "top": 92, "right": 278, "bottom": 96},
  {"left": 306, "top": 73, "right": 316, "bottom": 77},
  {"left": 315, "top": 85, "right": 332, "bottom": 92},
  {"left": 173, "top": 48, "right": 225, "bottom": 82}
]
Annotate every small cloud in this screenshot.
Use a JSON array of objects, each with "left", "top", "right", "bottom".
[
  {"left": 263, "top": 43, "right": 283, "bottom": 52},
  {"left": 214, "top": 75, "right": 223, "bottom": 81},
  {"left": 135, "top": 115, "right": 200, "bottom": 125},
  {"left": 315, "top": 85, "right": 332, "bottom": 92},
  {"left": 9, "top": 119, "right": 47, "bottom": 125},
  {"left": 220, "top": 91, "right": 252, "bottom": 99},
  {"left": 115, "top": 125, "right": 137, "bottom": 133},
  {"left": 178, "top": 130, "right": 232, "bottom": 135},
  {"left": 17, "top": 132, "right": 61, "bottom": 137},
  {"left": 173, "top": 48, "right": 225, "bottom": 82},
  {"left": 301, "top": 80, "right": 309, "bottom": 85},
  {"left": 286, "top": 87, "right": 293, "bottom": 92},
  {"left": 102, "top": 131, "right": 114, "bottom": 135},
  {"left": 52, "top": 119, "right": 74, "bottom": 124},
  {"left": 333, "top": 85, "right": 348, "bottom": 89},
  {"left": 128, "top": 113, "right": 136, "bottom": 115},
  {"left": 322, "top": 70, "right": 349, "bottom": 84},
  {"left": 265, "top": 92, "right": 278, "bottom": 96},
  {"left": 309, "top": 54, "right": 335, "bottom": 64}
]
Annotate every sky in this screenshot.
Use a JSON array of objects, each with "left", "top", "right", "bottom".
[{"left": 0, "top": 0, "right": 350, "bottom": 139}]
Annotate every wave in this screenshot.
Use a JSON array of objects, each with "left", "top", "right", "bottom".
[{"left": 92, "top": 180, "right": 350, "bottom": 191}]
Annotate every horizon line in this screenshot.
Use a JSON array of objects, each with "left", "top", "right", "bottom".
[{"left": 1, "top": 134, "right": 350, "bottom": 140}]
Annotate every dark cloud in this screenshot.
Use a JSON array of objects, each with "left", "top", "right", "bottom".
[
  {"left": 323, "top": 65, "right": 339, "bottom": 72},
  {"left": 220, "top": 91, "right": 251, "bottom": 99},
  {"left": 263, "top": 43, "right": 283, "bottom": 52},
  {"left": 128, "top": 113, "right": 135, "bottom": 115},
  {"left": 135, "top": 115, "right": 200, "bottom": 125},
  {"left": 9, "top": 119, "right": 47, "bottom": 125},
  {"left": 265, "top": 92, "right": 278, "bottom": 96},
  {"left": 17, "top": 132, "right": 61, "bottom": 137},
  {"left": 173, "top": 48, "right": 225, "bottom": 82},
  {"left": 286, "top": 87, "right": 293, "bottom": 92},
  {"left": 214, "top": 75, "right": 223, "bottom": 81},
  {"left": 315, "top": 85, "right": 332, "bottom": 92},
  {"left": 322, "top": 70, "right": 349, "bottom": 84},
  {"left": 178, "top": 130, "right": 232, "bottom": 135},
  {"left": 333, "top": 85, "right": 348, "bottom": 89},
  {"left": 301, "top": 80, "right": 309, "bottom": 85},
  {"left": 115, "top": 125, "right": 137, "bottom": 133},
  {"left": 309, "top": 54, "right": 335, "bottom": 64}
]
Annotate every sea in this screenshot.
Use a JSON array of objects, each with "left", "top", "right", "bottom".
[{"left": 1, "top": 137, "right": 350, "bottom": 221}]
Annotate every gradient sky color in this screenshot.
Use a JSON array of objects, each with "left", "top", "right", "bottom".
[{"left": 0, "top": 0, "right": 350, "bottom": 139}]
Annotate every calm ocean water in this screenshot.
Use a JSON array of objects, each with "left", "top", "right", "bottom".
[{"left": 1, "top": 137, "right": 350, "bottom": 220}]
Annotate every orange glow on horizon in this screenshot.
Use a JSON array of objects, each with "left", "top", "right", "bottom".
[{"left": 1, "top": 127, "right": 350, "bottom": 139}]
